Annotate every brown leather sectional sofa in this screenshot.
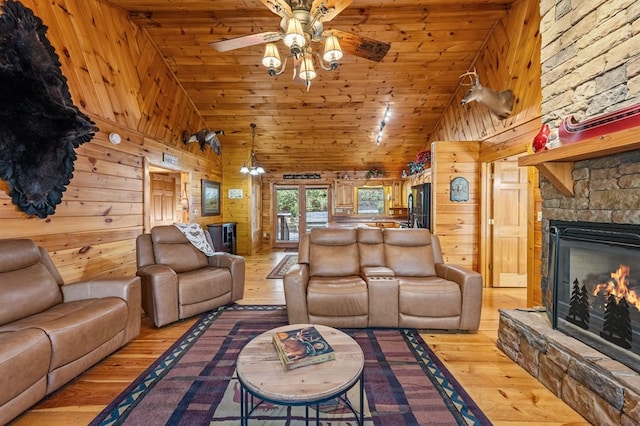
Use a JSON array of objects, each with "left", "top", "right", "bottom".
[
  {"left": 284, "top": 227, "right": 483, "bottom": 330},
  {"left": 0, "top": 239, "right": 141, "bottom": 425}
]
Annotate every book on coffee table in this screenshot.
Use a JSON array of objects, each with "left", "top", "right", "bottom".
[{"left": 272, "top": 326, "right": 336, "bottom": 371}]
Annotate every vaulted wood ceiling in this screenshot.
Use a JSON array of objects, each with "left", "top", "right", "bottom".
[{"left": 106, "top": 0, "right": 516, "bottom": 175}]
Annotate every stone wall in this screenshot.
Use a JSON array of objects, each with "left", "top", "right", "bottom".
[
  {"left": 538, "top": 0, "right": 640, "bottom": 307},
  {"left": 496, "top": 2, "right": 640, "bottom": 422},
  {"left": 540, "top": 0, "right": 640, "bottom": 125}
]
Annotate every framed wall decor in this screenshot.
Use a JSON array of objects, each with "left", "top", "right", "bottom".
[
  {"left": 450, "top": 176, "right": 469, "bottom": 202},
  {"left": 201, "top": 179, "right": 220, "bottom": 216}
]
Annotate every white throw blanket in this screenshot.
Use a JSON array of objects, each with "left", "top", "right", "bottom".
[{"left": 173, "top": 223, "right": 215, "bottom": 256}]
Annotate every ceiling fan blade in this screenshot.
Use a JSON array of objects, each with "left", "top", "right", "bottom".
[
  {"left": 209, "top": 31, "right": 282, "bottom": 52},
  {"left": 313, "top": 0, "right": 353, "bottom": 22},
  {"left": 259, "top": 0, "right": 292, "bottom": 18},
  {"left": 328, "top": 29, "right": 390, "bottom": 62}
]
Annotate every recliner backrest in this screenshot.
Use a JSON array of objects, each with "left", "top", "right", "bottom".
[
  {"left": 308, "top": 228, "right": 360, "bottom": 277},
  {"left": 149, "top": 226, "right": 209, "bottom": 273},
  {"left": 0, "top": 239, "right": 63, "bottom": 325},
  {"left": 383, "top": 228, "right": 437, "bottom": 276},
  {"left": 357, "top": 227, "right": 385, "bottom": 267}
]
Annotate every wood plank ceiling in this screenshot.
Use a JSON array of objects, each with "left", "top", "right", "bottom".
[{"left": 105, "top": 0, "right": 516, "bottom": 175}]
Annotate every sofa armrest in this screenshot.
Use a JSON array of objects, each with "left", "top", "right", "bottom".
[
  {"left": 61, "top": 276, "right": 139, "bottom": 302},
  {"left": 61, "top": 276, "right": 142, "bottom": 342},
  {"left": 435, "top": 263, "right": 483, "bottom": 330},
  {"left": 283, "top": 263, "right": 310, "bottom": 324},
  {"left": 136, "top": 264, "right": 179, "bottom": 327},
  {"left": 208, "top": 253, "right": 245, "bottom": 301}
]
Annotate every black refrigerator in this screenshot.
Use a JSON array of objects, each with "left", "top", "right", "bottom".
[{"left": 408, "top": 183, "right": 431, "bottom": 229}]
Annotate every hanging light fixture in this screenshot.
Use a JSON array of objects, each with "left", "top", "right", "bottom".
[
  {"left": 240, "top": 123, "right": 266, "bottom": 176},
  {"left": 261, "top": 9, "right": 342, "bottom": 91}
]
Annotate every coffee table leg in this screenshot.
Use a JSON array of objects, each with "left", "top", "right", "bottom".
[
  {"left": 240, "top": 383, "right": 245, "bottom": 425},
  {"left": 359, "top": 373, "right": 364, "bottom": 425}
]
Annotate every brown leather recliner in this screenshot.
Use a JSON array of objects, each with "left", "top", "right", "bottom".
[
  {"left": 136, "top": 225, "right": 245, "bottom": 327},
  {"left": 0, "top": 239, "right": 141, "bottom": 425}
]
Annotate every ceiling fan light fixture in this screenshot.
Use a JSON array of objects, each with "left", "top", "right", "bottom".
[
  {"left": 323, "top": 35, "right": 343, "bottom": 63},
  {"left": 283, "top": 17, "right": 306, "bottom": 54},
  {"left": 262, "top": 43, "right": 282, "bottom": 69},
  {"left": 299, "top": 54, "right": 317, "bottom": 81}
]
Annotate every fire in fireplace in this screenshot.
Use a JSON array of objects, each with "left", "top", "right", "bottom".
[{"left": 548, "top": 220, "right": 640, "bottom": 372}]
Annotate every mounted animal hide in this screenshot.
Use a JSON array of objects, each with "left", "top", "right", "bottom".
[{"left": 0, "top": 0, "right": 97, "bottom": 218}]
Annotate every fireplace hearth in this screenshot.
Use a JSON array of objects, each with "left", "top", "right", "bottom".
[{"left": 548, "top": 220, "right": 640, "bottom": 373}]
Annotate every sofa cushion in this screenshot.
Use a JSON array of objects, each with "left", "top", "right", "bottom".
[
  {"left": 0, "top": 240, "right": 62, "bottom": 325},
  {"left": 0, "top": 329, "right": 50, "bottom": 409},
  {"left": 309, "top": 228, "right": 360, "bottom": 277},
  {"left": 398, "top": 277, "right": 461, "bottom": 317},
  {"left": 151, "top": 226, "right": 208, "bottom": 273},
  {"left": 307, "top": 276, "right": 368, "bottom": 317},
  {"left": 178, "top": 267, "right": 232, "bottom": 305},
  {"left": 0, "top": 298, "right": 127, "bottom": 370},
  {"left": 384, "top": 229, "right": 436, "bottom": 276}
]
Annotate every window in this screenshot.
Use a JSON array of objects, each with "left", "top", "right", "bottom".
[{"left": 357, "top": 187, "right": 385, "bottom": 215}]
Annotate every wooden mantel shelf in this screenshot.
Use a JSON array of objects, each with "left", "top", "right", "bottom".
[{"left": 518, "top": 126, "right": 640, "bottom": 197}]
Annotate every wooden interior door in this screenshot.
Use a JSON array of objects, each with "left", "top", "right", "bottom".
[
  {"left": 150, "top": 173, "right": 176, "bottom": 227},
  {"left": 492, "top": 159, "right": 528, "bottom": 287}
]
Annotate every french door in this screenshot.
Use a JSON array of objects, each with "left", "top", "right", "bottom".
[{"left": 274, "top": 184, "right": 329, "bottom": 247}]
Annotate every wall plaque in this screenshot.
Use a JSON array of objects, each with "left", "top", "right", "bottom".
[
  {"left": 163, "top": 152, "right": 178, "bottom": 166},
  {"left": 450, "top": 176, "right": 469, "bottom": 202},
  {"left": 228, "top": 188, "right": 243, "bottom": 199},
  {"left": 283, "top": 173, "right": 321, "bottom": 180}
]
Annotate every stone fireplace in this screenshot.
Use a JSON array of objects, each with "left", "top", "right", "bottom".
[
  {"left": 496, "top": 1, "right": 640, "bottom": 424},
  {"left": 499, "top": 151, "right": 640, "bottom": 425}
]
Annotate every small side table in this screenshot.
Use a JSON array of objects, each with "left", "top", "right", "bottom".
[{"left": 236, "top": 323, "right": 365, "bottom": 425}]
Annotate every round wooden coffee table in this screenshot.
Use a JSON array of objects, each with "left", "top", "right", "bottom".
[{"left": 236, "top": 323, "right": 365, "bottom": 425}]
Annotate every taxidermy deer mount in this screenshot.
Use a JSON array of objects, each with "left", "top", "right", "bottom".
[
  {"left": 183, "top": 129, "right": 224, "bottom": 154},
  {"left": 459, "top": 69, "right": 514, "bottom": 119}
]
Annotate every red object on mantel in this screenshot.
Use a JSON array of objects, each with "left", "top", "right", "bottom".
[
  {"left": 532, "top": 123, "right": 550, "bottom": 152},
  {"left": 558, "top": 102, "right": 640, "bottom": 144}
]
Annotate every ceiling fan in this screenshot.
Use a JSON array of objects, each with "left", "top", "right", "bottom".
[{"left": 209, "top": 0, "right": 390, "bottom": 88}]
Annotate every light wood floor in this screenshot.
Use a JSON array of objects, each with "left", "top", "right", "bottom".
[{"left": 12, "top": 249, "right": 590, "bottom": 426}]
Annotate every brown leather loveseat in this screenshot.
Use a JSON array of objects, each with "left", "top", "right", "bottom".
[
  {"left": 136, "top": 225, "right": 245, "bottom": 327},
  {"left": 0, "top": 239, "right": 141, "bottom": 425},
  {"left": 283, "top": 227, "right": 483, "bottom": 330}
]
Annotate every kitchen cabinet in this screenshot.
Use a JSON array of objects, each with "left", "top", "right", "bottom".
[
  {"left": 391, "top": 180, "right": 405, "bottom": 208},
  {"left": 335, "top": 180, "right": 354, "bottom": 209}
]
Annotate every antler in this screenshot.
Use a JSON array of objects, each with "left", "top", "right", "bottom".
[{"left": 459, "top": 68, "right": 479, "bottom": 86}]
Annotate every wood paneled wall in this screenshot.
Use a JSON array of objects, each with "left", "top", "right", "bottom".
[
  {"left": 428, "top": 0, "right": 542, "bottom": 303},
  {"left": 1, "top": 0, "right": 223, "bottom": 283},
  {"left": 431, "top": 142, "right": 480, "bottom": 271}
]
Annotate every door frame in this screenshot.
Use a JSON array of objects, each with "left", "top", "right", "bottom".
[
  {"left": 481, "top": 154, "right": 527, "bottom": 287},
  {"left": 143, "top": 157, "right": 191, "bottom": 233}
]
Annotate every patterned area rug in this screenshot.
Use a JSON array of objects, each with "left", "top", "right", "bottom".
[
  {"left": 90, "top": 305, "right": 491, "bottom": 425},
  {"left": 266, "top": 254, "right": 298, "bottom": 279}
]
